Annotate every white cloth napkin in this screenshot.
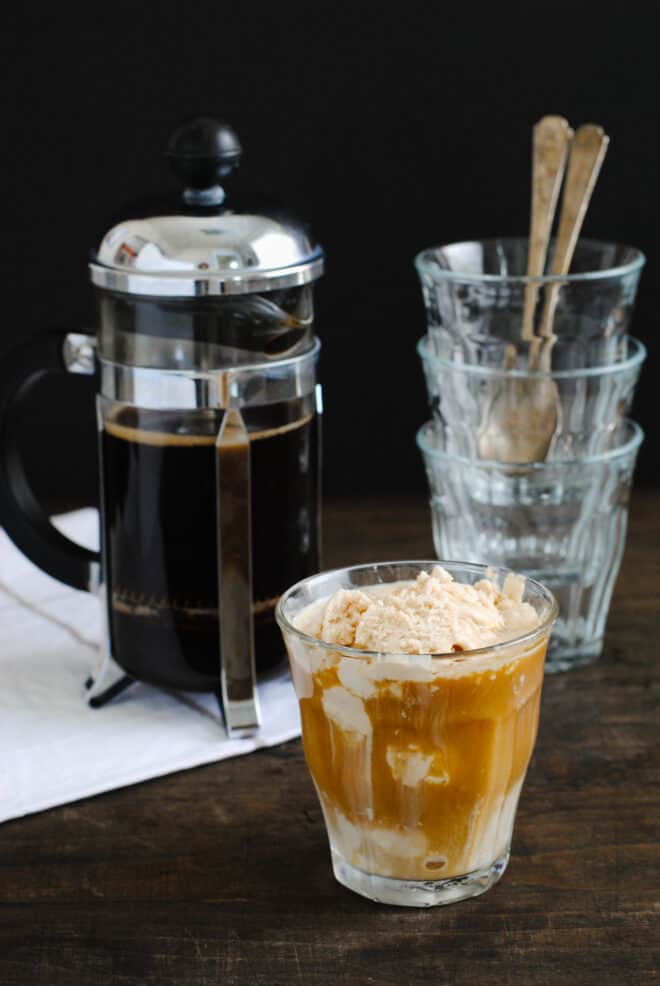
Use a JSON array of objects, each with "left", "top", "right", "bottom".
[{"left": 0, "top": 509, "right": 301, "bottom": 824}]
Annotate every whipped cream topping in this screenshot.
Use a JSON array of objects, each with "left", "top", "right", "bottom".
[{"left": 310, "top": 566, "right": 539, "bottom": 655}]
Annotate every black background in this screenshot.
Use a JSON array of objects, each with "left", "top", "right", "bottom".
[{"left": 2, "top": 2, "right": 658, "bottom": 509}]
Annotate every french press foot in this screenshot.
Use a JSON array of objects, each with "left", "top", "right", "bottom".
[{"left": 86, "top": 674, "right": 136, "bottom": 708}]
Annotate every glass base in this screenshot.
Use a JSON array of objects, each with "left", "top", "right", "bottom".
[
  {"left": 331, "top": 848, "right": 510, "bottom": 907},
  {"left": 545, "top": 638, "right": 602, "bottom": 674}
]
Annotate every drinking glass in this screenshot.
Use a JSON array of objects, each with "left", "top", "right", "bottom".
[
  {"left": 418, "top": 335, "right": 646, "bottom": 460},
  {"left": 276, "top": 561, "right": 557, "bottom": 907},
  {"left": 415, "top": 238, "right": 645, "bottom": 368},
  {"left": 417, "top": 420, "right": 643, "bottom": 672}
]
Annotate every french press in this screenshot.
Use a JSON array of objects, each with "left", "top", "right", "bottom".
[{"left": 0, "top": 118, "right": 324, "bottom": 735}]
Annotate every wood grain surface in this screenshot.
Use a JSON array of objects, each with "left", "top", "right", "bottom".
[{"left": 1, "top": 494, "right": 658, "bottom": 985}]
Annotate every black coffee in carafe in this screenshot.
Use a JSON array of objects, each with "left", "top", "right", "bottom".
[
  {"left": 0, "top": 117, "right": 324, "bottom": 731},
  {"left": 102, "top": 398, "right": 319, "bottom": 691}
]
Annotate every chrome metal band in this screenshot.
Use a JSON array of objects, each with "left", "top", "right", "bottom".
[
  {"left": 89, "top": 254, "right": 324, "bottom": 298},
  {"left": 63, "top": 333, "right": 97, "bottom": 375},
  {"left": 95, "top": 338, "right": 320, "bottom": 410}
]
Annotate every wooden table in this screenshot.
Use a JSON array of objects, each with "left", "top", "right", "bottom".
[{"left": 1, "top": 494, "right": 658, "bottom": 985}]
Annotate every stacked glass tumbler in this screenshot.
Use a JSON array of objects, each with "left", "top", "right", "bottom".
[{"left": 415, "top": 238, "right": 646, "bottom": 672}]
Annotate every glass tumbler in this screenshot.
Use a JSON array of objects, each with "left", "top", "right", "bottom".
[
  {"left": 418, "top": 334, "right": 646, "bottom": 461},
  {"left": 276, "top": 562, "right": 557, "bottom": 907},
  {"left": 415, "top": 238, "right": 645, "bottom": 369},
  {"left": 417, "top": 420, "right": 643, "bottom": 672}
]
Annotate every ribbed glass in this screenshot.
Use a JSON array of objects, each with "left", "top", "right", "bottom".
[
  {"left": 418, "top": 335, "right": 646, "bottom": 460},
  {"left": 415, "top": 238, "right": 644, "bottom": 368},
  {"left": 417, "top": 420, "right": 643, "bottom": 672},
  {"left": 277, "top": 562, "right": 556, "bottom": 906}
]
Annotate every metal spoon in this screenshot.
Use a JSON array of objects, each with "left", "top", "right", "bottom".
[
  {"left": 477, "top": 116, "right": 572, "bottom": 462},
  {"left": 531, "top": 123, "right": 610, "bottom": 372}
]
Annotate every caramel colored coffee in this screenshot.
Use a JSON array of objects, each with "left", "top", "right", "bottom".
[{"left": 297, "top": 642, "right": 545, "bottom": 880}]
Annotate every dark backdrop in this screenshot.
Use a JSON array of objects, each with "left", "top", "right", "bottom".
[{"left": 2, "top": 3, "right": 658, "bottom": 510}]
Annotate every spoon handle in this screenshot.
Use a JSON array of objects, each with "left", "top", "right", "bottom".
[
  {"left": 536, "top": 124, "right": 609, "bottom": 354},
  {"left": 521, "top": 116, "right": 573, "bottom": 342}
]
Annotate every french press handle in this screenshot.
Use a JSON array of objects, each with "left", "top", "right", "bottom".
[{"left": 0, "top": 331, "right": 100, "bottom": 592}]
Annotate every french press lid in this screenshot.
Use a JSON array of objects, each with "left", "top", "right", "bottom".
[{"left": 89, "top": 117, "right": 324, "bottom": 298}]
